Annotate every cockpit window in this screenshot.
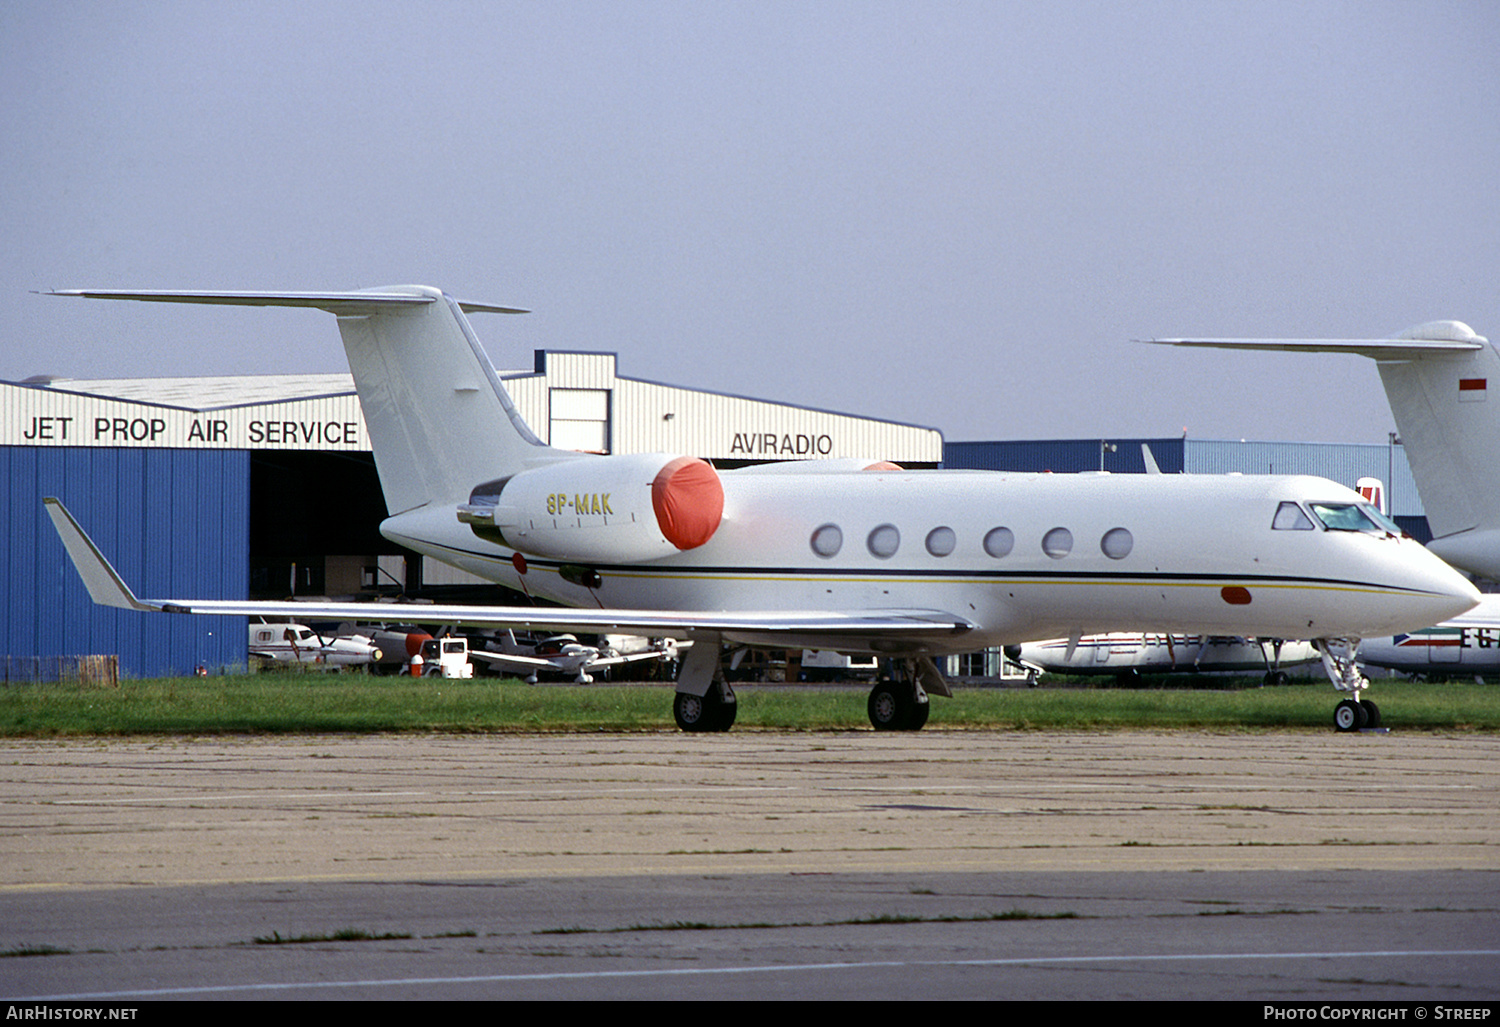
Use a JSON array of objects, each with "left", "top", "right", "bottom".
[
  {"left": 1309, "top": 502, "right": 1396, "bottom": 535},
  {"left": 1361, "top": 504, "right": 1407, "bottom": 537},
  {"left": 1272, "top": 501, "right": 1315, "bottom": 531}
]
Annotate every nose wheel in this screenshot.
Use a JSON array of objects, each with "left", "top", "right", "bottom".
[
  {"left": 1318, "top": 639, "right": 1383, "bottom": 732},
  {"left": 1334, "top": 697, "right": 1382, "bottom": 732}
]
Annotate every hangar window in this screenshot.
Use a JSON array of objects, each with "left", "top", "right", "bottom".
[
  {"left": 549, "top": 388, "right": 611, "bottom": 453},
  {"left": 1100, "top": 527, "right": 1133, "bottom": 560},
  {"left": 1272, "top": 502, "right": 1316, "bottom": 531},
  {"left": 810, "top": 523, "right": 843, "bottom": 558},
  {"left": 925, "top": 526, "right": 956, "bottom": 557},
  {"left": 867, "top": 523, "right": 901, "bottom": 559},
  {"left": 1042, "top": 527, "right": 1073, "bottom": 559},
  {"left": 983, "top": 526, "right": 1015, "bottom": 558}
]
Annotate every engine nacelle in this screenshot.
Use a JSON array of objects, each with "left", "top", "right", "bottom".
[{"left": 458, "top": 452, "right": 723, "bottom": 564}]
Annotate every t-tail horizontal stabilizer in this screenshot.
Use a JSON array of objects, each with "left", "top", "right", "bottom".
[{"left": 46, "top": 286, "right": 546, "bottom": 516}]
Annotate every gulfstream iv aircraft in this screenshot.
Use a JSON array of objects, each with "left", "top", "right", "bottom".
[
  {"left": 43, "top": 286, "right": 1480, "bottom": 732},
  {"left": 1151, "top": 320, "right": 1500, "bottom": 582}
]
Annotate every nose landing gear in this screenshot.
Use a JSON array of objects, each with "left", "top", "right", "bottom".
[{"left": 1317, "top": 639, "right": 1383, "bottom": 732}]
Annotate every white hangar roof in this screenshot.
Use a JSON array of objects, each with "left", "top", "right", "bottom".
[{"left": 2, "top": 351, "right": 943, "bottom": 464}]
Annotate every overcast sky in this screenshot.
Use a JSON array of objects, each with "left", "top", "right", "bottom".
[{"left": 3, "top": 0, "right": 1497, "bottom": 445}]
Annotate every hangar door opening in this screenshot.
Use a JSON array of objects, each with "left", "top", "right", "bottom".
[{"left": 249, "top": 451, "right": 400, "bottom": 599}]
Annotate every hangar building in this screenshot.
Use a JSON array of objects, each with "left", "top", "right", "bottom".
[{"left": 3, "top": 352, "right": 942, "bottom": 678}]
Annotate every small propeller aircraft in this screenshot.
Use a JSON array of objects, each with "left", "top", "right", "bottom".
[
  {"left": 42, "top": 286, "right": 1480, "bottom": 732},
  {"left": 472, "top": 631, "right": 685, "bottom": 683},
  {"left": 248, "top": 621, "right": 382, "bottom": 668},
  {"left": 1007, "top": 633, "right": 1318, "bottom": 686}
]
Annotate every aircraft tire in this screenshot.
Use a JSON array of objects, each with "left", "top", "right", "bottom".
[
  {"left": 673, "top": 688, "right": 737, "bottom": 733},
  {"left": 674, "top": 691, "right": 714, "bottom": 732},
  {"left": 708, "top": 686, "right": 737, "bottom": 732},
  {"left": 1334, "top": 699, "right": 1368, "bottom": 732},
  {"left": 906, "top": 696, "right": 930, "bottom": 730},
  {"left": 868, "top": 682, "right": 925, "bottom": 730},
  {"left": 868, "top": 682, "right": 905, "bottom": 730},
  {"left": 1359, "top": 699, "right": 1382, "bottom": 729}
]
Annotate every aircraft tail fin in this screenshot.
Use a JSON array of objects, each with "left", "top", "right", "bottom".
[
  {"left": 1150, "top": 321, "right": 1500, "bottom": 580},
  {"left": 48, "top": 286, "right": 568, "bottom": 515}
]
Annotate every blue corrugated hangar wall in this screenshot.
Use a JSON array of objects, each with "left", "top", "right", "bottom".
[
  {"left": 2, "top": 446, "right": 249, "bottom": 677},
  {"left": 944, "top": 438, "right": 1187, "bottom": 474}
]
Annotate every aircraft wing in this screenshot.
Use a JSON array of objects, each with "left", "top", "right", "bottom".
[
  {"left": 468, "top": 651, "right": 562, "bottom": 670},
  {"left": 44, "top": 498, "right": 975, "bottom": 643},
  {"left": 587, "top": 649, "right": 678, "bottom": 668}
]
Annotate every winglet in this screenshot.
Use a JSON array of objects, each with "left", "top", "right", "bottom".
[
  {"left": 42, "top": 498, "right": 159, "bottom": 611},
  {"left": 1141, "top": 443, "right": 1162, "bottom": 475}
]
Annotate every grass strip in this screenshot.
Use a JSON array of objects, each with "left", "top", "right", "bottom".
[{"left": 2, "top": 672, "right": 1498, "bottom": 735}]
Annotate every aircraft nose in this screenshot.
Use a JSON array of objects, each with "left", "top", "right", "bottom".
[{"left": 1409, "top": 552, "right": 1481, "bottom": 626}]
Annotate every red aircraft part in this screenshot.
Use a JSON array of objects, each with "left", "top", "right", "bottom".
[{"left": 651, "top": 456, "right": 724, "bottom": 551}]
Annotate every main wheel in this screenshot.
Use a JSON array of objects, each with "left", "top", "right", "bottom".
[
  {"left": 1359, "top": 699, "right": 1382, "bottom": 729},
  {"left": 674, "top": 691, "right": 711, "bottom": 732},
  {"left": 867, "top": 682, "right": 927, "bottom": 730},
  {"left": 905, "top": 695, "right": 930, "bottom": 730},
  {"left": 868, "top": 682, "right": 910, "bottom": 730},
  {"left": 1334, "top": 699, "right": 1368, "bottom": 732},
  {"left": 673, "top": 687, "right": 737, "bottom": 732}
]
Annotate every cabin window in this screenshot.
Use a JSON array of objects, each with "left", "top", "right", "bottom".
[
  {"left": 1272, "top": 502, "right": 1316, "bottom": 531},
  {"left": 1042, "top": 527, "right": 1073, "bottom": 559},
  {"left": 983, "top": 526, "right": 1014, "bottom": 558},
  {"left": 925, "top": 526, "right": 956, "bottom": 557},
  {"left": 867, "top": 524, "right": 900, "bottom": 559},
  {"left": 1100, "top": 527, "right": 1133, "bottom": 560},
  {"left": 810, "top": 523, "right": 843, "bottom": 558}
]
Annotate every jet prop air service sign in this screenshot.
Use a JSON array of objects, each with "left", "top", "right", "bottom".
[{"left": 2, "top": 382, "right": 370, "bottom": 452}]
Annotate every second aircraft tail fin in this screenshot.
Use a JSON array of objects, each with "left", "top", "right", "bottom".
[{"left": 1150, "top": 320, "right": 1500, "bottom": 579}]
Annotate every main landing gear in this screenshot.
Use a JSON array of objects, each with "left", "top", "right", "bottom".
[
  {"left": 672, "top": 681, "right": 737, "bottom": 732},
  {"left": 1257, "top": 638, "right": 1293, "bottom": 686},
  {"left": 1315, "top": 639, "right": 1382, "bottom": 732},
  {"left": 670, "top": 641, "right": 951, "bottom": 733},
  {"left": 671, "top": 633, "right": 737, "bottom": 733},
  {"left": 867, "top": 657, "right": 950, "bottom": 731}
]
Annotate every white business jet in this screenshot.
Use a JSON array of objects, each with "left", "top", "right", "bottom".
[
  {"left": 473, "top": 631, "right": 684, "bottom": 683},
  {"left": 42, "top": 286, "right": 1479, "bottom": 733}
]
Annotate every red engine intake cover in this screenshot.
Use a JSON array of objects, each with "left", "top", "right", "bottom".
[{"left": 651, "top": 456, "right": 724, "bottom": 550}]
